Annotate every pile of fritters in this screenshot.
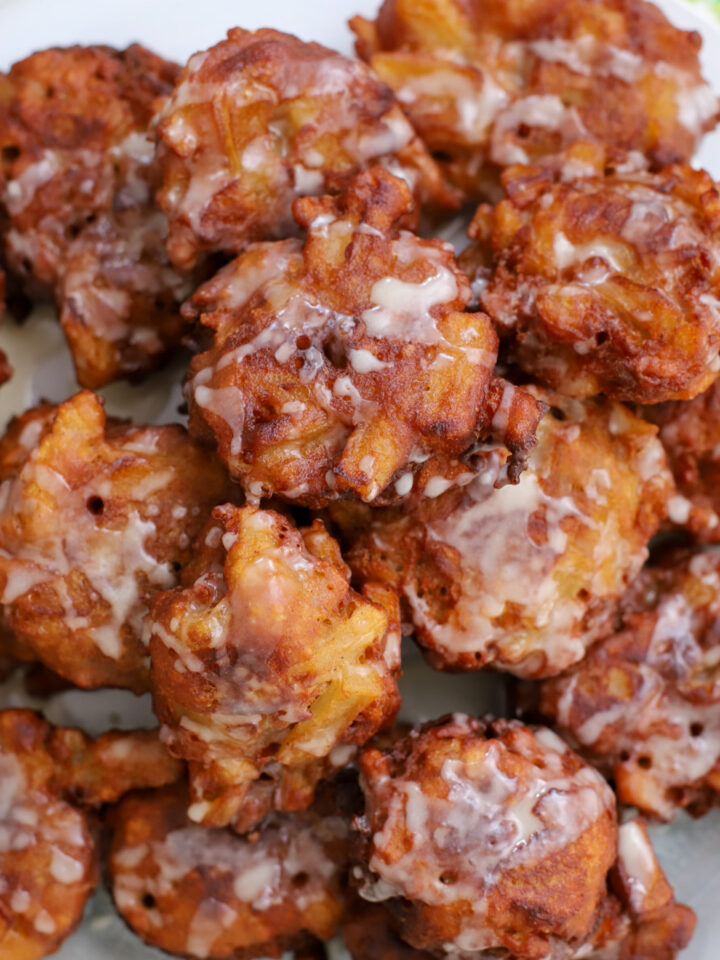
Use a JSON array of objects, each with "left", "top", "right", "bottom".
[{"left": 1, "top": 0, "right": 720, "bottom": 957}]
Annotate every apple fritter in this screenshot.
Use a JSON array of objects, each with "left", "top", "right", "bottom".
[
  {"left": 0, "top": 709, "right": 181, "bottom": 960},
  {"left": 540, "top": 551, "right": 720, "bottom": 820},
  {"left": 0, "top": 44, "right": 195, "bottom": 387},
  {"left": 186, "top": 167, "right": 544, "bottom": 508},
  {"left": 352, "top": 715, "right": 619, "bottom": 958},
  {"left": 643, "top": 382, "right": 720, "bottom": 541},
  {"left": 0, "top": 391, "right": 235, "bottom": 693},
  {"left": 330, "top": 388, "right": 672, "bottom": 678},
  {"left": 108, "top": 782, "right": 348, "bottom": 960},
  {"left": 351, "top": 0, "right": 719, "bottom": 200},
  {"left": 343, "top": 819, "right": 695, "bottom": 960},
  {"left": 148, "top": 503, "right": 401, "bottom": 833},
  {"left": 155, "top": 27, "right": 457, "bottom": 271},
  {"left": 465, "top": 144, "right": 720, "bottom": 404}
]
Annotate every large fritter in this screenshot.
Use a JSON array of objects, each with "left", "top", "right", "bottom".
[
  {"left": 331, "top": 389, "right": 672, "bottom": 678},
  {"left": 0, "top": 709, "right": 181, "bottom": 960},
  {"left": 464, "top": 144, "right": 720, "bottom": 404},
  {"left": 0, "top": 44, "right": 194, "bottom": 387},
  {"left": 148, "top": 504, "right": 401, "bottom": 833},
  {"left": 156, "top": 27, "right": 456, "bottom": 271},
  {"left": 540, "top": 550, "right": 720, "bottom": 820},
  {"left": 643, "top": 381, "right": 720, "bottom": 541},
  {"left": 349, "top": 714, "right": 694, "bottom": 960},
  {"left": 344, "top": 825, "right": 694, "bottom": 960},
  {"left": 186, "top": 167, "right": 543, "bottom": 507},
  {"left": 108, "top": 782, "right": 349, "bottom": 960},
  {"left": 351, "top": 0, "right": 719, "bottom": 200},
  {"left": 0, "top": 391, "right": 234, "bottom": 692}
]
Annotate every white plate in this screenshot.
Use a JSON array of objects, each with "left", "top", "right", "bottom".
[{"left": 0, "top": 0, "right": 719, "bottom": 957}]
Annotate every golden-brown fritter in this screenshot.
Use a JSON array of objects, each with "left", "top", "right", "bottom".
[
  {"left": 351, "top": 0, "right": 719, "bottom": 200},
  {"left": 0, "top": 710, "right": 97, "bottom": 960},
  {"left": 0, "top": 709, "right": 182, "bottom": 960},
  {"left": 155, "top": 27, "right": 457, "bottom": 272},
  {"left": 186, "top": 167, "right": 544, "bottom": 508},
  {"left": 0, "top": 391, "right": 235, "bottom": 693},
  {"left": 108, "top": 782, "right": 348, "bottom": 960},
  {"left": 352, "top": 715, "right": 619, "bottom": 958},
  {"left": 466, "top": 144, "right": 720, "bottom": 404},
  {"left": 56, "top": 209, "right": 195, "bottom": 389},
  {"left": 148, "top": 503, "right": 401, "bottom": 833},
  {"left": 0, "top": 44, "right": 194, "bottom": 388},
  {"left": 331, "top": 388, "right": 672, "bottom": 678},
  {"left": 540, "top": 550, "right": 720, "bottom": 820},
  {"left": 343, "top": 819, "right": 695, "bottom": 960},
  {"left": 51, "top": 727, "right": 184, "bottom": 807},
  {"left": 643, "top": 381, "right": 720, "bottom": 541}
]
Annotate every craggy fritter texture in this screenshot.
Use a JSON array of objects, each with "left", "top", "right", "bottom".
[
  {"left": 0, "top": 44, "right": 196, "bottom": 388},
  {"left": 186, "top": 167, "right": 544, "bottom": 508},
  {"left": 148, "top": 503, "right": 401, "bottom": 833},
  {"left": 540, "top": 551, "right": 720, "bottom": 820},
  {"left": 108, "top": 782, "right": 349, "bottom": 960},
  {"left": 352, "top": 715, "right": 620, "bottom": 958},
  {"left": 465, "top": 144, "right": 720, "bottom": 404},
  {"left": 351, "top": 0, "right": 719, "bottom": 200},
  {"left": 343, "top": 821, "right": 695, "bottom": 960},
  {"left": 0, "top": 709, "right": 182, "bottom": 960},
  {"left": 331, "top": 389, "right": 672, "bottom": 678},
  {"left": 643, "top": 381, "right": 720, "bottom": 541},
  {"left": 0, "top": 391, "right": 235, "bottom": 693},
  {"left": 156, "top": 27, "right": 457, "bottom": 271}
]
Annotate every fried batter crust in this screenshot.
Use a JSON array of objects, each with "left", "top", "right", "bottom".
[
  {"left": 540, "top": 551, "right": 720, "bottom": 820},
  {"left": 0, "top": 44, "right": 194, "bottom": 387},
  {"left": 351, "top": 0, "right": 718, "bottom": 199},
  {"left": 0, "top": 391, "right": 235, "bottom": 692},
  {"left": 186, "top": 167, "right": 543, "bottom": 508},
  {"left": 148, "top": 504, "right": 400, "bottom": 832},
  {"left": 156, "top": 27, "right": 456, "bottom": 271},
  {"left": 0, "top": 709, "right": 181, "bottom": 960},
  {"left": 331, "top": 389, "right": 672, "bottom": 678},
  {"left": 352, "top": 715, "right": 617, "bottom": 959},
  {"left": 466, "top": 144, "right": 720, "bottom": 403},
  {"left": 108, "top": 783, "right": 348, "bottom": 960}
]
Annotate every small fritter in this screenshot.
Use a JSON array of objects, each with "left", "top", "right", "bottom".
[
  {"left": 0, "top": 709, "right": 181, "bottom": 960},
  {"left": 186, "top": 167, "right": 544, "bottom": 507},
  {"left": 0, "top": 44, "right": 195, "bottom": 387},
  {"left": 0, "top": 391, "right": 235, "bottom": 692},
  {"left": 540, "top": 551, "right": 720, "bottom": 820},
  {"left": 148, "top": 503, "right": 401, "bottom": 833},
  {"left": 56, "top": 208, "right": 194, "bottom": 389},
  {"left": 351, "top": 0, "right": 719, "bottom": 200},
  {"left": 331, "top": 389, "right": 672, "bottom": 678},
  {"left": 353, "top": 715, "right": 619, "bottom": 958},
  {"left": 465, "top": 144, "right": 720, "bottom": 404},
  {"left": 643, "top": 382, "right": 720, "bottom": 541},
  {"left": 343, "top": 818, "right": 695, "bottom": 960},
  {"left": 108, "top": 782, "right": 348, "bottom": 960},
  {"left": 156, "top": 27, "right": 456, "bottom": 271}
]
